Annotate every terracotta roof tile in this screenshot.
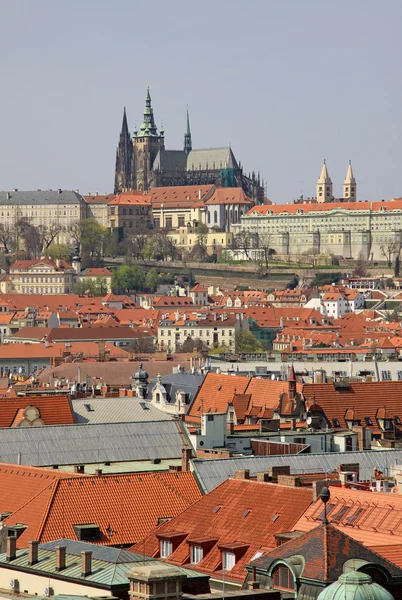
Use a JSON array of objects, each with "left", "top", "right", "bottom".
[
  {"left": 131, "top": 478, "right": 312, "bottom": 582},
  {"left": 5, "top": 471, "right": 201, "bottom": 548}
]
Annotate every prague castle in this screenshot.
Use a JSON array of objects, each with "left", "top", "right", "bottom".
[
  {"left": 239, "top": 161, "right": 402, "bottom": 261},
  {"left": 114, "top": 88, "right": 264, "bottom": 203}
]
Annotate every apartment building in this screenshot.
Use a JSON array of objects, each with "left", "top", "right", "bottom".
[
  {"left": 84, "top": 193, "right": 115, "bottom": 227},
  {"left": 157, "top": 311, "right": 248, "bottom": 351},
  {"left": 108, "top": 191, "right": 152, "bottom": 238}
]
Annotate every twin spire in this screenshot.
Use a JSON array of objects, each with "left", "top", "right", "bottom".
[{"left": 316, "top": 160, "right": 357, "bottom": 202}]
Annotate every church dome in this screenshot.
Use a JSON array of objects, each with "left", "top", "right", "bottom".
[
  {"left": 134, "top": 362, "right": 148, "bottom": 381},
  {"left": 318, "top": 571, "right": 393, "bottom": 600}
]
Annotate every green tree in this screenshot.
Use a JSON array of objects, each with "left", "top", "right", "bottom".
[
  {"left": 44, "top": 244, "right": 71, "bottom": 261},
  {"left": 69, "top": 218, "right": 106, "bottom": 266},
  {"left": 111, "top": 265, "right": 146, "bottom": 293},
  {"left": 235, "top": 331, "right": 264, "bottom": 353},
  {"left": 145, "top": 268, "right": 160, "bottom": 292}
]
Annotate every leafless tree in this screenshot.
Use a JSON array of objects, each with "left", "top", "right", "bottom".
[
  {"left": 256, "top": 232, "right": 273, "bottom": 270},
  {"left": 380, "top": 240, "right": 399, "bottom": 268},
  {"left": 39, "top": 222, "right": 63, "bottom": 251},
  {"left": 234, "top": 231, "right": 251, "bottom": 259},
  {"left": 125, "top": 232, "right": 151, "bottom": 260},
  {"left": 0, "top": 223, "right": 15, "bottom": 254}
]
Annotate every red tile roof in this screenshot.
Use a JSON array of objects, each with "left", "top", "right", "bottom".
[
  {"left": 294, "top": 486, "right": 402, "bottom": 547},
  {"left": 150, "top": 185, "right": 215, "bottom": 209},
  {"left": 5, "top": 471, "right": 202, "bottom": 548},
  {"left": 84, "top": 194, "right": 115, "bottom": 203},
  {"left": 187, "top": 372, "right": 251, "bottom": 423},
  {"left": 204, "top": 188, "right": 252, "bottom": 206},
  {"left": 108, "top": 192, "right": 152, "bottom": 205},
  {"left": 302, "top": 381, "right": 402, "bottom": 432},
  {"left": 252, "top": 523, "right": 402, "bottom": 580},
  {"left": 131, "top": 478, "right": 313, "bottom": 582},
  {"left": 0, "top": 394, "right": 74, "bottom": 427},
  {"left": 247, "top": 199, "right": 402, "bottom": 216}
]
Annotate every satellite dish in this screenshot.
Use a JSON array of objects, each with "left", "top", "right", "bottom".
[{"left": 306, "top": 416, "right": 312, "bottom": 425}]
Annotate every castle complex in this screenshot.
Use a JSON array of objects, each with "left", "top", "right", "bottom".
[{"left": 114, "top": 88, "right": 264, "bottom": 203}]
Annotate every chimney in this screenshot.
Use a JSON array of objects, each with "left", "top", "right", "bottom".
[
  {"left": 181, "top": 447, "right": 192, "bottom": 472},
  {"left": 28, "top": 540, "right": 39, "bottom": 565},
  {"left": 235, "top": 469, "right": 250, "bottom": 480},
  {"left": 6, "top": 536, "right": 16, "bottom": 561},
  {"left": 57, "top": 188, "right": 62, "bottom": 195},
  {"left": 256, "top": 472, "right": 269, "bottom": 482},
  {"left": 95, "top": 468, "right": 103, "bottom": 476},
  {"left": 56, "top": 545, "right": 66, "bottom": 571},
  {"left": 81, "top": 550, "right": 92, "bottom": 577},
  {"left": 248, "top": 566, "right": 260, "bottom": 590}
]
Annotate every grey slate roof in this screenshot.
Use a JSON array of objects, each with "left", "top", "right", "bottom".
[
  {"left": 72, "top": 396, "right": 174, "bottom": 424},
  {"left": 0, "top": 420, "right": 184, "bottom": 466},
  {"left": 41, "top": 539, "right": 151, "bottom": 563},
  {"left": 192, "top": 450, "right": 402, "bottom": 493},
  {"left": 152, "top": 149, "right": 187, "bottom": 172},
  {"left": 186, "top": 147, "right": 238, "bottom": 171},
  {"left": 0, "top": 190, "right": 85, "bottom": 205},
  {"left": 146, "top": 372, "right": 205, "bottom": 404}
]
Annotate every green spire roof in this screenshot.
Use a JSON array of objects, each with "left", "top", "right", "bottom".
[{"left": 139, "top": 87, "right": 159, "bottom": 137}]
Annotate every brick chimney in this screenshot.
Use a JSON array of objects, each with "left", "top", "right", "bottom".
[
  {"left": 268, "top": 465, "right": 290, "bottom": 482},
  {"left": 235, "top": 469, "right": 250, "bottom": 480},
  {"left": 6, "top": 536, "right": 16, "bottom": 561},
  {"left": 28, "top": 540, "right": 39, "bottom": 565},
  {"left": 256, "top": 472, "right": 269, "bottom": 482},
  {"left": 181, "top": 447, "right": 192, "bottom": 472},
  {"left": 81, "top": 550, "right": 92, "bottom": 577},
  {"left": 56, "top": 545, "right": 66, "bottom": 571},
  {"left": 248, "top": 566, "right": 260, "bottom": 590}
]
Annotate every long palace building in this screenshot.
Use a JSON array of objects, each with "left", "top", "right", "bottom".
[{"left": 240, "top": 199, "right": 402, "bottom": 261}]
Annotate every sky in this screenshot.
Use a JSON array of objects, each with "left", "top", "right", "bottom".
[{"left": 0, "top": 0, "right": 401, "bottom": 204}]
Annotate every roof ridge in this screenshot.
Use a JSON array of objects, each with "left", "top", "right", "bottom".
[{"left": 35, "top": 479, "right": 61, "bottom": 541}]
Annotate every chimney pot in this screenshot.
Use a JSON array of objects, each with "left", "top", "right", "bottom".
[
  {"left": 28, "top": 540, "right": 39, "bottom": 565},
  {"left": 235, "top": 469, "right": 250, "bottom": 480},
  {"left": 56, "top": 545, "right": 66, "bottom": 571},
  {"left": 6, "top": 536, "right": 16, "bottom": 561},
  {"left": 81, "top": 550, "right": 92, "bottom": 577}
]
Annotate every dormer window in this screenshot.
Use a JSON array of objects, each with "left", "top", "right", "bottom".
[
  {"left": 160, "top": 539, "right": 173, "bottom": 558},
  {"left": 222, "top": 551, "right": 236, "bottom": 571},
  {"left": 191, "top": 545, "right": 203, "bottom": 564},
  {"left": 384, "top": 419, "right": 393, "bottom": 431},
  {"left": 272, "top": 565, "right": 295, "bottom": 591}
]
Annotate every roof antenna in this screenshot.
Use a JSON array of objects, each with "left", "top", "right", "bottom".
[{"left": 320, "top": 486, "right": 330, "bottom": 525}]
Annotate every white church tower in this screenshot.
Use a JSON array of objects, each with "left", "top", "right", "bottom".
[
  {"left": 316, "top": 160, "right": 333, "bottom": 203},
  {"left": 343, "top": 160, "right": 357, "bottom": 201}
]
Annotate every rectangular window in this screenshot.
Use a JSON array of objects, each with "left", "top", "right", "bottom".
[
  {"left": 178, "top": 216, "right": 185, "bottom": 227},
  {"left": 165, "top": 217, "right": 173, "bottom": 229},
  {"left": 223, "top": 551, "right": 236, "bottom": 571},
  {"left": 160, "top": 540, "right": 172, "bottom": 558},
  {"left": 191, "top": 545, "right": 203, "bottom": 564}
]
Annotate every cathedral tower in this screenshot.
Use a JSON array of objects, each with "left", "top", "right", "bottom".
[
  {"left": 132, "top": 87, "right": 164, "bottom": 191},
  {"left": 184, "top": 108, "right": 192, "bottom": 155},
  {"left": 114, "top": 107, "right": 133, "bottom": 194},
  {"left": 343, "top": 160, "right": 357, "bottom": 201},
  {"left": 316, "top": 160, "right": 333, "bottom": 203}
]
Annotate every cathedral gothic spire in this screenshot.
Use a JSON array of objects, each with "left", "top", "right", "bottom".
[
  {"left": 114, "top": 107, "right": 133, "bottom": 194},
  {"left": 184, "top": 107, "right": 192, "bottom": 154},
  {"left": 139, "top": 87, "right": 158, "bottom": 137}
]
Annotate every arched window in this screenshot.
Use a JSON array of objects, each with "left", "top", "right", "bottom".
[
  {"left": 155, "top": 393, "right": 160, "bottom": 403},
  {"left": 272, "top": 565, "right": 295, "bottom": 591},
  {"left": 214, "top": 210, "right": 218, "bottom": 224}
]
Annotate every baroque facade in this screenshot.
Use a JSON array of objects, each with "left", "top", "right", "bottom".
[
  {"left": 114, "top": 88, "right": 264, "bottom": 203},
  {"left": 239, "top": 199, "right": 402, "bottom": 261}
]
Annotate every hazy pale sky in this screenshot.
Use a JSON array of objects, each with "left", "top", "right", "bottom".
[{"left": 1, "top": 0, "right": 401, "bottom": 203}]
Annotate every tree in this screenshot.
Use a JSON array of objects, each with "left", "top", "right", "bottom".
[
  {"left": 195, "top": 223, "right": 209, "bottom": 250},
  {"left": 0, "top": 223, "right": 15, "bottom": 254},
  {"left": 395, "top": 254, "right": 401, "bottom": 278},
  {"left": 124, "top": 232, "right": 151, "bottom": 261},
  {"left": 380, "top": 240, "right": 399, "bottom": 268},
  {"left": 44, "top": 244, "right": 70, "bottom": 261},
  {"left": 15, "top": 217, "right": 42, "bottom": 258},
  {"left": 111, "top": 265, "right": 146, "bottom": 294},
  {"left": 39, "top": 223, "right": 63, "bottom": 250},
  {"left": 69, "top": 219, "right": 106, "bottom": 265},
  {"left": 234, "top": 231, "right": 251, "bottom": 260},
  {"left": 142, "top": 232, "right": 178, "bottom": 262},
  {"left": 287, "top": 275, "right": 299, "bottom": 290},
  {"left": 235, "top": 331, "right": 264, "bottom": 353},
  {"left": 353, "top": 252, "right": 368, "bottom": 277},
  {"left": 145, "top": 268, "right": 160, "bottom": 292},
  {"left": 256, "top": 232, "right": 273, "bottom": 271}
]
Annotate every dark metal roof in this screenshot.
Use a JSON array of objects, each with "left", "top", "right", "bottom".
[
  {"left": 0, "top": 420, "right": 184, "bottom": 466},
  {"left": 0, "top": 190, "right": 85, "bottom": 205},
  {"left": 192, "top": 450, "right": 402, "bottom": 493},
  {"left": 41, "top": 539, "right": 151, "bottom": 563},
  {"left": 152, "top": 150, "right": 187, "bottom": 172},
  {"left": 146, "top": 372, "right": 205, "bottom": 403}
]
